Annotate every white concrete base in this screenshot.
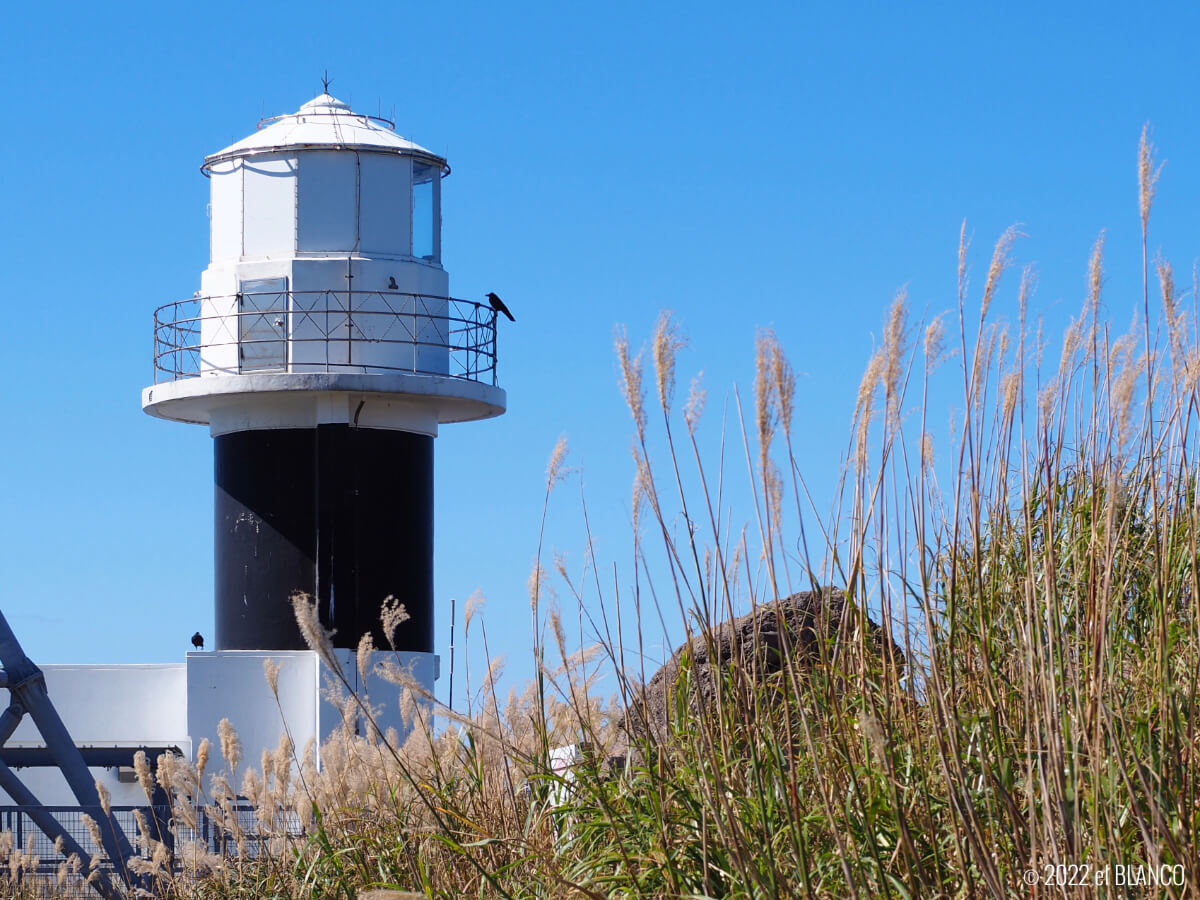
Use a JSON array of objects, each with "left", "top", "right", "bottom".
[{"left": 0, "top": 650, "right": 437, "bottom": 806}]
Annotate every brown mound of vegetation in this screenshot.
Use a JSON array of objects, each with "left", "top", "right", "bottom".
[{"left": 625, "top": 586, "right": 903, "bottom": 742}]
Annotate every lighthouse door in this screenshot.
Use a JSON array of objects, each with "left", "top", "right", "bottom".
[{"left": 238, "top": 277, "right": 288, "bottom": 372}]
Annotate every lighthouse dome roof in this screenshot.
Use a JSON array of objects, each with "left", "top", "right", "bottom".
[{"left": 204, "top": 93, "right": 447, "bottom": 172}]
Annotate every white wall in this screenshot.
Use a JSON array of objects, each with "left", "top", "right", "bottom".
[
  {"left": 0, "top": 653, "right": 437, "bottom": 807},
  {"left": 242, "top": 155, "right": 297, "bottom": 259},
  {"left": 0, "top": 665, "right": 190, "bottom": 807}
]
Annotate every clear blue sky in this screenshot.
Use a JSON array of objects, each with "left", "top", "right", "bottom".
[{"left": 3, "top": 1, "right": 1199, "bottom": 709}]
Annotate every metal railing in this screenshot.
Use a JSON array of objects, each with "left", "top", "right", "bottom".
[
  {"left": 0, "top": 805, "right": 170, "bottom": 875},
  {"left": 153, "top": 291, "right": 499, "bottom": 386}
]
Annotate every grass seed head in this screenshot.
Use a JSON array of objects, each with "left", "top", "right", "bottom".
[
  {"left": 616, "top": 326, "right": 647, "bottom": 441},
  {"left": 291, "top": 591, "right": 339, "bottom": 673},
  {"left": 982, "top": 227, "right": 1019, "bottom": 325},
  {"left": 217, "top": 718, "right": 242, "bottom": 771},
  {"left": 263, "top": 658, "right": 281, "bottom": 696},
  {"left": 684, "top": 371, "right": 706, "bottom": 435},
  {"left": 652, "top": 310, "right": 686, "bottom": 414},
  {"left": 546, "top": 434, "right": 569, "bottom": 488},
  {"left": 356, "top": 632, "right": 375, "bottom": 686},
  {"left": 195, "top": 737, "right": 211, "bottom": 779},
  {"left": 1139, "top": 123, "right": 1162, "bottom": 232},
  {"left": 380, "top": 595, "right": 409, "bottom": 649},
  {"left": 133, "top": 750, "right": 154, "bottom": 801}
]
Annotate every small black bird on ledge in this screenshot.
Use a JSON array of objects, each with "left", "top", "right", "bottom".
[
  {"left": 191, "top": 632, "right": 204, "bottom": 650},
  {"left": 487, "top": 292, "right": 515, "bottom": 322}
]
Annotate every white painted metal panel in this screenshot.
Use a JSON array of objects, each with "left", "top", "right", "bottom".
[
  {"left": 200, "top": 293, "right": 239, "bottom": 374},
  {"left": 187, "top": 651, "right": 320, "bottom": 782},
  {"left": 321, "top": 649, "right": 436, "bottom": 744},
  {"left": 360, "top": 153, "right": 410, "bottom": 256},
  {"left": 7, "top": 666, "right": 189, "bottom": 745},
  {"left": 0, "top": 664, "right": 191, "bottom": 806},
  {"left": 208, "top": 160, "right": 243, "bottom": 263},
  {"left": 297, "top": 151, "right": 357, "bottom": 251},
  {"left": 290, "top": 259, "right": 353, "bottom": 371},
  {"left": 238, "top": 277, "right": 288, "bottom": 372},
  {"left": 242, "top": 155, "right": 296, "bottom": 258}
]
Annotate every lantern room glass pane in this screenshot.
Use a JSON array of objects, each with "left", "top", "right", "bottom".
[{"left": 412, "top": 162, "right": 438, "bottom": 261}]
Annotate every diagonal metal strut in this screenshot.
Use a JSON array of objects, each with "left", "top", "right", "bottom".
[{"left": 0, "top": 608, "right": 147, "bottom": 898}]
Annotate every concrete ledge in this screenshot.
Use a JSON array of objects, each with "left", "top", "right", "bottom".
[{"left": 142, "top": 372, "right": 506, "bottom": 428}]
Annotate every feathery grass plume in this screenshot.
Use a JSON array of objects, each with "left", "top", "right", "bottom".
[
  {"left": 356, "top": 632, "right": 375, "bottom": 686},
  {"left": 263, "top": 658, "right": 280, "bottom": 696},
  {"left": 156, "top": 750, "right": 177, "bottom": 797},
  {"left": 291, "top": 591, "right": 339, "bottom": 672},
  {"left": 1139, "top": 123, "right": 1162, "bottom": 232},
  {"left": 921, "top": 432, "right": 934, "bottom": 473},
  {"left": 195, "top": 737, "right": 211, "bottom": 780},
  {"left": 652, "top": 310, "right": 687, "bottom": 414},
  {"left": 463, "top": 590, "right": 484, "bottom": 631},
  {"left": 81, "top": 814, "right": 104, "bottom": 856},
  {"left": 130, "top": 808, "right": 150, "bottom": 855},
  {"left": 924, "top": 314, "right": 946, "bottom": 369},
  {"left": 882, "top": 290, "right": 908, "bottom": 424},
  {"left": 272, "top": 732, "right": 293, "bottom": 797},
  {"left": 1157, "top": 257, "right": 1187, "bottom": 385},
  {"left": 771, "top": 343, "right": 796, "bottom": 436},
  {"left": 958, "top": 219, "right": 969, "bottom": 296},
  {"left": 1110, "top": 332, "right": 1143, "bottom": 447},
  {"left": 95, "top": 780, "right": 110, "bottom": 817},
  {"left": 854, "top": 348, "right": 884, "bottom": 471},
  {"left": 527, "top": 563, "right": 546, "bottom": 617},
  {"left": 150, "top": 839, "right": 170, "bottom": 874},
  {"left": 631, "top": 462, "right": 646, "bottom": 538},
  {"left": 616, "top": 325, "right": 647, "bottom": 441},
  {"left": 173, "top": 795, "right": 198, "bottom": 833},
  {"left": 683, "top": 371, "right": 706, "bottom": 435},
  {"left": 982, "top": 227, "right": 1019, "bottom": 324},
  {"left": 260, "top": 746, "right": 273, "bottom": 787},
  {"left": 1000, "top": 371, "right": 1021, "bottom": 428},
  {"left": 217, "top": 718, "right": 242, "bottom": 771},
  {"left": 1088, "top": 231, "right": 1105, "bottom": 319},
  {"left": 133, "top": 750, "right": 154, "bottom": 802},
  {"left": 553, "top": 549, "right": 571, "bottom": 585},
  {"left": 546, "top": 434, "right": 569, "bottom": 487},
  {"left": 240, "top": 769, "right": 262, "bottom": 814},
  {"left": 1056, "top": 316, "right": 1083, "bottom": 386},
  {"left": 549, "top": 608, "right": 568, "bottom": 666},
  {"left": 380, "top": 595, "right": 409, "bottom": 649},
  {"left": 481, "top": 653, "right": 507, "bottom": 698},
  {"left": 754, "top": 329, "right": 779, "bottom": 458}
]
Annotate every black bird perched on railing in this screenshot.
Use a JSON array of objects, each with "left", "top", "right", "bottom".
[
  {"left": 191, "top": 632, "right": 204, "bottom": 650},
  {"left": 487, "top": 292, "right": 515, "bottom": 322}
]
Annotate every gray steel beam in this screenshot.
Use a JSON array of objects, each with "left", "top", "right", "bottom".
[
  {"left": 0, "top": 609, "right": 145, "bottom": 896},
  {"left": 0, "top": 746, "right": 182, "bottom": 769}
]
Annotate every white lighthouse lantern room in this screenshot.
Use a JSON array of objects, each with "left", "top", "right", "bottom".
[{"left": 138, "top": 91, "right": 507, "bottom": 753}]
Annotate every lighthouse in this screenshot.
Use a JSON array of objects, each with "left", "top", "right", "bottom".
[
  {"left": 0, "top": 88, "right": 506, "bottom": 823},
  {"left": 142, "top": 91, "right": 505, "bottom": 705}
]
